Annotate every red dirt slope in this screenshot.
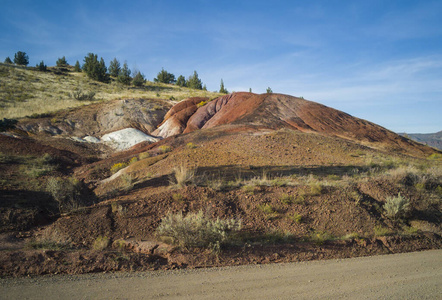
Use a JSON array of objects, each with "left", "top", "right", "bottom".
[{"left": 153, "top": 92, "right": 434, "bottom": 157}]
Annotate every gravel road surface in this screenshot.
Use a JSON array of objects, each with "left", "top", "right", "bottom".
[{"left": 1, "top": 250, "right": 441, "bottom": 300}]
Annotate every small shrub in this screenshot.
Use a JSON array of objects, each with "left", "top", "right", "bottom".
[
  {"left": 242, "top": 184, "right": 258, "bottom": 194},
  {"left": 288, "top": 213, "right": 303, "bottom": 223},
  {"left": 310, "top": 230, "right": 333, "bottom": 245},
  {"left": 139, "top": 151, "right": 151, "bottom": 160},
  {"left": 159, "top": 145, "right": 172, "bottom": 153},
  {"left": 46, "top": 177, "right": 83, "bottom": 214},
  {"left": 111, "top": 202, "right": 128, "bottom": 217},
  {"left": 186, "top": 142, "right": 197, "bottom": 149},
  {"left": 70, "top": 89, "right": 95, "bottom": 101},
  {"left": 258, "top": 203, "right": 279, "bottom": 220},
  {"left": 309, "top": 182, "right": 323, "bottom": 195},
  {"left": 110, "top": 162, "right": 128, "bottom": 174},
  {"left": 280, "top": 194, "right": 295, "bottom": 205},
  {"left": 155, "top": 210, "right": 242, "bottom": 249},
  {"left": 172, "top": 193, "right": 185, "bottom": 203},
  {"left": 120, "top": 174, "right": 134, "bottom": 191},
  {"left": 112, "top": 239, "right": 126, "bottom": 252},
  {"left": 196, "top": 100, "right": 207, "bottom": 107},
  {"left": 383, "top": 193, "right": 410, "bottom": 220},
  {"left": 129, "top": 157, "right": 138, "bottom": 164},
  {"left": 26, "top": 227, "right": 71, "bottom": 250},
  {"left": 92, "top": 236, "right": 110, "bottom": 251}
]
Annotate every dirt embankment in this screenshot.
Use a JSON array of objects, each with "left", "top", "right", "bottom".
[{"left": 1, "top": 250, "right": 441, "bottom": 299}]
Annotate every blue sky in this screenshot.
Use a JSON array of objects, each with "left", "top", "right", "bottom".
[{"left": 1, "top": 0, "right": 441, "bottom": 133}]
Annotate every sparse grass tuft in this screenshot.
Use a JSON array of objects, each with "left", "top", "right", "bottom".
[
  {"left": 374, "top": 225, "right": 394, "bottom": 237},
  {"left": 170, "top": 164, "right": 195, "bottom": 188}
]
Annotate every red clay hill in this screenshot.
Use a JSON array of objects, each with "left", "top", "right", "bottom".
[{"left": 153, "top": 92, "right": 432, "bottom": 157}]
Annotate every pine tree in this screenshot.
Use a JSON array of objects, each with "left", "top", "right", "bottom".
[
  {"left": 14, "top": 51, "right": 29, "bottom": 66},
  {"left": 82, "top": 53, "right": 108, "bottom": 82},
  {"left": 4, "top": 57, "right": 12, "bottom": 64},
  {"left": 219, "top": 79, "right": 228, "bottom": 94},
  {"left": 56, "top": 56, "right": 68, "bottom": 67},
  {"left": 176, "top": 75, "right": 186, "bottom": 87},
  {"left": 132, "top": 71, "right": 145, "bottom": 87},
  {"left": 154, "top": 68, "right": 176, "bottom": 84},
  {"left": 117, "top": 62, "right": 131, "bottom": 85},
  {"left": 36, "top": 60, "right": 47, "bottom": 71},
  {"left": 187, "top": 71, "right": 203, "bottom": 90},
  {"left": 108, "top": 58, "right": 121, "bottom": 77},
  {"left": 266, "top": 87, "right": 273, "bottom": 94},
  {"left": 74, "top": 60, "right": 81, "bottom": 72}
]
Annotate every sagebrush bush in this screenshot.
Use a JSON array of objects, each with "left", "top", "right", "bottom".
[
  {"left": 383, "top": 193, "right": 410, "bottom": 220},
  {"left": 46, "top": 176, "right": 82, "bottom": 213},
  {"left": 155, "top": 211, "right": 241, "bottom": 249}
]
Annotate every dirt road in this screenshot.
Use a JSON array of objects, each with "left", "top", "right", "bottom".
[{"left": 1, "top": 250, "right": 441, "bottom": 300}]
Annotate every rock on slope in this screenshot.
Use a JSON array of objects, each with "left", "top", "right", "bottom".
[{"left": 153, "top": 92, "right": 434, "bottom": 157}]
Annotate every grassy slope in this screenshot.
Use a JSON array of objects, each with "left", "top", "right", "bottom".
[{"left": 0, "top": 63, "right": 222, "bottom": 119}]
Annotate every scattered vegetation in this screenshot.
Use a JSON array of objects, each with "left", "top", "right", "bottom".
[{"left": 155, "top": 210, "right": 242, "bottom": 249}]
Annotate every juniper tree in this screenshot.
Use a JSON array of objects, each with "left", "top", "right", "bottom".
[
  {"left": 117, "top": 61, "right": 131, "bottom": 85},
  {"left": 14, "top": 51, "right": 29, "bottom": 66},
  {"left": 36, "top": 60, "right": 47, "bottom": 71},
  {"left": 4, "top": 57, "right": 12, "bottom": 64},
  {"left": 74, "top": 60, "right": 81, "bottom": 72},
  {"left": 108, "top": 58, "right": 121, "bottom": 77},
  {"left": 132, "top": 70, "right": 145, "bottom": 87},
  {"left": 219, "top": 79, "right": 228, "bottom": 94},
  {"left": 154, "top": 68, "right": 176, "bottom": 84},
  {"left": 187, "top": 71, "right": 203, "bottom": 90},
  {"left": 176, "top": 75, "right": 186, "bottom": 87},
  {"left": 56, "top": 56, "right": 68, "bottom": 67},
  {"left": 82, "top": 53, "right": 108, "bottom": 82}
]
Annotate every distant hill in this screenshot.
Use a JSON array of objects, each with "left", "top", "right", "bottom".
[{"left": 400, "top": 131, "right": 442, "bottom": 150}]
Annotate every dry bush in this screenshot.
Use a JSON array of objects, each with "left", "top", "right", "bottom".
[
  {"left": 46, "top": 176, "right": 83, "bottom": 214},
  {"left": 155, "top": 210, "right": 242, "bottom": 249},
  {"left": 92, "top": 236, "right": 110, "bottom": 251}
]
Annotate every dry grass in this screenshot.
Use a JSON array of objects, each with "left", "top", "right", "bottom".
[{"left": 0, "top": 63, "right": 222, "bottom": 119}]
